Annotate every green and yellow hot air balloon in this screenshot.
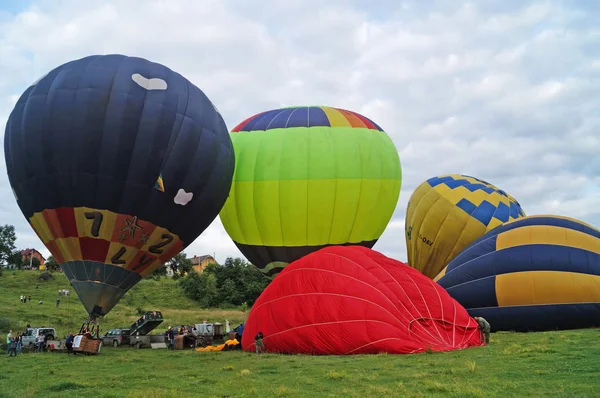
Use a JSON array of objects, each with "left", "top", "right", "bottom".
[{"left": 219, "top": 106, "right": 402, "bottom": 278}]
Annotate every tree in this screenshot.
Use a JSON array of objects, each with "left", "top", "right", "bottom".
[
  {"left": 149, "top": 265, "right": 167, "bottom": 278},
  {"left": 200, "top": 273, "right": 219, "bottom": 307},
  {"left": 178, "top": 256, "right": 271, "bottom": 308},
  {"left": 45, "top": 256, "right": 60, "bottom": 271},
  {"left": 19, "top": 255, "right": 40, "bottom": 269},
  {"left": 178, "top": 270, "right": 219, "bottom": 308},
  {"left": 218, "top": 278, "right": 238, "bottom": 305},
  {"left": 0, "top": 225, "right": 17, "bottom": 267},
  {"left": 7, "top": 251, "right": 22, "bottom": 269},
  {"left": 165, "top": 253, "right": 193, "bottom": 278}
]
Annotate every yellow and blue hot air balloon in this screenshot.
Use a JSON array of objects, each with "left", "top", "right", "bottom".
[
  {"left": 405, "top": 174, "right": 525, "bottom": 279},
  {"left": 435, "top": 215, "right": 600, "bottom": 332},
  {"left": 219, "top": 105, "right": 402, "bottom": 278}
]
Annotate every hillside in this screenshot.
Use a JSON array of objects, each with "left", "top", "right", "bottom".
[{"left": 0, "top": 270, "right": 248, "bottom": 337}]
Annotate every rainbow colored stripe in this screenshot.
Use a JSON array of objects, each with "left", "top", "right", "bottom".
[{"left": 231, "top": 106, "right": 384, "bottom": 132}]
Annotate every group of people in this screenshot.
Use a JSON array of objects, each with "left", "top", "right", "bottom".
[
  {"left": 5, "top": 330, "right": 23, "bottom": 357},
  {"left": 5, "top": 329, "right": 48, "bottom": 356},
  {"left": 18, "top": 286, "right": 71, "bottom": 307}
]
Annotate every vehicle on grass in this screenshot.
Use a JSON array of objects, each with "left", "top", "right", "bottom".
[
  {"left": 129, "top": 333, "right": 167, "bottom": 349},
  {"left": 100, "top": 328, "right": 131, "bottom": 347},
  {"left": 127, "top": 311, "right": 165, "bottom": 348},
  {"left": 21, "top": 327, "right": 56, "bottom": 348}
]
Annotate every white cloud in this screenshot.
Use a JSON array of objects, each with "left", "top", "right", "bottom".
[{"left": 0, "top": 0, "right": 599, "bottom": 266}]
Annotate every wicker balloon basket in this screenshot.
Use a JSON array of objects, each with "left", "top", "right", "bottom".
[{"left": 73, "top": 334, "right": 102, "bottom": 355}]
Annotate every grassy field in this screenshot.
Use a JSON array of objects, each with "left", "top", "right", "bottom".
[{"left": 1, "top": 270, "right": 600, "bottom": 397}]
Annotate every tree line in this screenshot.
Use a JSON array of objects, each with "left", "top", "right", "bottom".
[
  {"left": 151, "top": 254, "right": 271, "bottom": 308},
  {"left": 0, "top": 224, "right": 60, "bottom": 273}
]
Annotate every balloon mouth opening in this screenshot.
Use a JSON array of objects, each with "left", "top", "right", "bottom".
[{"left": 89, "top": 305, "right": 106, "bottom": 319}]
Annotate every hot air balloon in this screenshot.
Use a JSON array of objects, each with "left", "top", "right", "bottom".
[
  {"left": 219, "top": 106, "right": 402, "bottom": 278},
  {"left": 4, "top": 54, "right": 235, "bottom": 319},
  {"left": 435, "top": 215, "right": 600, "bottom": 332},
  {"left": 241, "top": 246, "right": 484, "bottom": 354},
  {"left": 405, "top": 174, "right": 525, "bottom": 279}
]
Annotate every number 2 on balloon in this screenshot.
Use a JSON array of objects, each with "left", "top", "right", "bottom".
[{"left": 149, "top": 234, "right": 174, "bottom": 255}]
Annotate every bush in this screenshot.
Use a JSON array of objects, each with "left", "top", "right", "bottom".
[
  {"left": 0, "top": 317, "right": 12, "bottom": 332},
  {"left": 38, "top": 272, "right": 54, "bottom": 281}
]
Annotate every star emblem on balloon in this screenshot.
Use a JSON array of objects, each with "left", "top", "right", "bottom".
[{"left": 120, "top": 216, "right": 143, "bottom": 238}]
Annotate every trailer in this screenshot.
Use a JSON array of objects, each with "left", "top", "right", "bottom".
[
  {"left": 130, "top": 333, "right": 167, "bottom": 349},
  {"left": 130, "top": 311, "right": 164, "bottom": 336},
  {"left": 127, "top": 311, "right": 166, "bottom": 348},
  {"left": 192, "top": 322, "right": 225, "bottom": 347}
]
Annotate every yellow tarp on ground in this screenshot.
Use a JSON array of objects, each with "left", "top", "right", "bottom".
[{"left": 195, "top": 338, "right": 239, "bottom": 352}]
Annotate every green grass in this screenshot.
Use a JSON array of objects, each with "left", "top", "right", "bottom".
[
  {"left": 0, "top": 270, "right": 247, "bottom": 336},
  {"left": 2, "top": 270, "right": 600, "bottom": 397}
]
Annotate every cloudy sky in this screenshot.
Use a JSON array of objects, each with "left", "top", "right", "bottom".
[{"left": 1, "top": 0, "right": 598, "bottom": 265}]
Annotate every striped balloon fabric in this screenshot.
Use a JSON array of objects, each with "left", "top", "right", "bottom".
[
  {"left": 405, "top": 174, "right": 526, "bottom": 279},
  {"left": 242, "top": 246, "right": 484, "bottom": 355},
  {"left": 435, "top": 215, "right": 600, "bottom": 332},
  {"left": 220, "top": 106, "right": 402, "bottom": 278}
]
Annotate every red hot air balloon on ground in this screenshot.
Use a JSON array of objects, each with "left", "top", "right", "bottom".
[{"left": 242, "top": 246, "right": 484, "bottom": 355}]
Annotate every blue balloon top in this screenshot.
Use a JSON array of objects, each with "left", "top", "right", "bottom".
[{"left": 4, "top": 54, "right": 234, "bottom": 245}]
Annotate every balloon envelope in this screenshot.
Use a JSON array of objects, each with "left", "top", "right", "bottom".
[
  {"left": 219, "top": 106, "right": 402, "bottom": 278},
  {"left": 242, "top": 246, "right": 483, "bottom": 354},
  {"left": 435, "top": 215, "right": 600, "bottom": 332},
  {"left": 405, "top": 174, "right": 525, "bottom": 278},
  {"left": 4, "top": 54, "right": 235, "bottom": 317}
]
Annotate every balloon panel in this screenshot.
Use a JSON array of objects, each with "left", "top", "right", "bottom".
[{"left": 405, "top": 174, "right": 525, "bottom": 278}]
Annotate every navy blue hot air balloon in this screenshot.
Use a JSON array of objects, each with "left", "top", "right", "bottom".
[
  {"left": 4, "top": 54, "right": 235, "bottom": 318},
  {"left": 435, "top": 215, "right": 600, "bottom": 332}
]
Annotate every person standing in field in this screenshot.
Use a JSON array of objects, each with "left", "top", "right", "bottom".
[
  {"left": 254, "top": 331, "right": 265, "bottom": 354},
  {"left": 473, "top": 317, "right": 491, "bottom": 344},
  {"left": 65, "top": 332, "right": 75, "bottom": 355},
  {"left": 6, "top": 330, "right": 12, "bottom": 354},
  {"left": 7, "top": 335, "right": 17, "bottom": 357},
  {"left": 167, "top": 326, "right": 175, "bottom": 350},
  {"left": 15, "top": 332, "right": 22, "bottom": 355}
]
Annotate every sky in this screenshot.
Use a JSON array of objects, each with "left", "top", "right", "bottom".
[{"left": 0, "top": 0, "right": 599, "bottom": 265}]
